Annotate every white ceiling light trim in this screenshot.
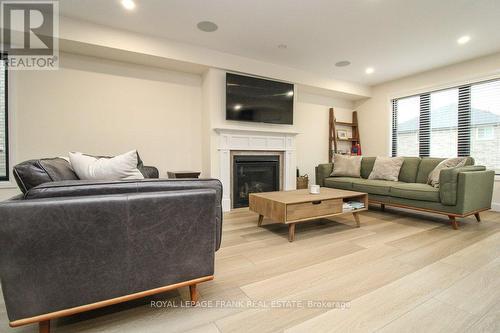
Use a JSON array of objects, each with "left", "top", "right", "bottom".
[
  {"left": 365, "top": 67, "right": 374, "bottom": 74},
  {"left": 121, "top": 0, "right": 135, "bottom": 11},
  {"left": 457, "top": 35, "right": 471, "bottom": 45}
]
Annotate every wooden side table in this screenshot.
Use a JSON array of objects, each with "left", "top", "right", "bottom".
[{"left": 167, "top": 171, "right": 201, "bottom": 179}]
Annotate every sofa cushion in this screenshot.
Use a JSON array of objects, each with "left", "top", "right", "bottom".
[
  {"left": 69, "top": 150, "right": 145, "bottom": 181},
  {"left": 390, "top": 183, "right": 440, "bottom": 202},
  {"left": 360, "top": 157, "right": 376, "bottom": 179},
  {"left": 368, "top": 157, "right": 404, "bottom": 181},
  {"left": 13, "top": 158, "right": 79, "bottom": 194},
  {"left": 324, "top": 177, "right": 353, "bottom": 190},
  {"left": 398, "top": 157, "right": 421, "bottom": 183},
  {"left": 427, "top": 157, "right": 467, "bottom": 187},
  {"left": 351, "top": 179, "right": 401, "bottom": 196},
  {"left": 331, "top": 154, "right": 362, "bottom": 178},
  {"left": 416, "top": 157, "right": 475, "bottom": 183}
]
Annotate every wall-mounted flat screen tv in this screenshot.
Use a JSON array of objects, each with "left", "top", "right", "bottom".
[{"left": 226, "top": 73, "right": 294, "bottom": 125}]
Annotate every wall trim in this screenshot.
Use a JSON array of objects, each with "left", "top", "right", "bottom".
[{"left": 491, "top": 202, "right": 500, "bottom": 212}]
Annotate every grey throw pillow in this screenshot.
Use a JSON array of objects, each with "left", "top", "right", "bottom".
[
  {"left": 330, "top": 154, "right": 362, "bottom": 178},
  {"left": 427, "top": 157, "right": 467, "bottom": 188},
  {"left": 368, "top": 156, "right": 404, "bottom": 181}
]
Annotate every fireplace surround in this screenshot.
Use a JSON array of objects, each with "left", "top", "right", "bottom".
[{"left": 215, "top": 128, "right": 298, "bottom": 211}]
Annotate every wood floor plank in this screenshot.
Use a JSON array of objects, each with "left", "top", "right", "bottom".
[
  {"left": 377, "top": 298, "right": 480, "bottom": 333},
  {"left": 285, "top": 262, "right": 469, "bottom": 333},
  {"left": 434, "top": 258, "right": 500, "bottom": 315},
  {"left": 464, "top": 299, "right": 500, "bottom": 332}
]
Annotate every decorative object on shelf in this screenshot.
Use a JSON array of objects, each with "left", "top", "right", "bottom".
[
  {"left": 296, "top": 169, "right": 309, "bottom": 189},
  {"left": 337, "top": 130, "right": 348, "bottom": 140},
  {"left": 329, "top": 108, "right": 361, "bottom": 163},
  {"left": 309, "top": 184, "right": 320, "bottom": 194},
  {"left": 351, "top": 143, "right": 362, "bottom": 156}
]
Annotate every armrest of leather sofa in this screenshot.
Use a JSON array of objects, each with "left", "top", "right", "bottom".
[
  {"left": 315, "top": 163, "right": 333, "bottom": 186},
  {"left": 0, "top": 189, "right": 217, "bottom": 322},
  {"left": 439, "top": 166, "right": 493, "bottom": 208}
]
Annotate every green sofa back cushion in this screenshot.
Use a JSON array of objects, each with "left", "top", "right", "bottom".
[
  {"left": 360, "top": 157, "right": 376, "bottom": 179},
  {"left": 416, "top": 157, "right": 474, "bottom": 183},
  {"left": 398, "top": 157, "right": 421, "bottom": 183}
]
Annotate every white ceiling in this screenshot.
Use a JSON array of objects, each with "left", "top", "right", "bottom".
[{"left": 60, "top": 0, "right": 500, "bottom": 86}]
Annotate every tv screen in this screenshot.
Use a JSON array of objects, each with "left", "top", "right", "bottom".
[{"left": 226, "top": 73, "right": 294, "bottom": 125}]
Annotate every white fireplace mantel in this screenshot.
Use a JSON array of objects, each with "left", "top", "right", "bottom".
[{"left": 215, "top": 127, "right": 298, "bottom": 211}]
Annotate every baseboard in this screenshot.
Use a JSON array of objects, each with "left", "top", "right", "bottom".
[{"left": 491, "top": 202, "right": 500, "bottom": 212}]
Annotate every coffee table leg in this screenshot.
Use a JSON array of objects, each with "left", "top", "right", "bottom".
[
  {"left": 353, "top": 212, "right": 360, "bottom": 227},
  {"left": 258, "top": 214, "right": 264, "bottom": 227},
  {"left": 288, "top": 223, "right": 296, "bottom": 242}
]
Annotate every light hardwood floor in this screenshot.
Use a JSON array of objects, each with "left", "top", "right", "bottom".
[{"left": 1, "top": 206, "right": 500, "bottom": 333}]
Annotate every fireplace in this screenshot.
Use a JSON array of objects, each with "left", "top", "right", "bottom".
[{"left": 232, "top": 155, "right": 280, "bottom": 208}]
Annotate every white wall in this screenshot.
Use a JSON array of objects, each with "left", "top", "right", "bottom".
[
  {"left": 0, "top": 52, "right": 203, "bottom": 200},
  {"left": 356, "top": 52, "right": 500, "bottom": 210},
  {"left": 1, "top": 55, "right": 354, "bottom": 201},
  {"left": 295, "top": 92, "right": 354, "bottom": 182}
]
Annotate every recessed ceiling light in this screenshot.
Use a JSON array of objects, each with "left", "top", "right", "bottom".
[
  {"left": 278, "top": 44, "right": 288, "bottom": 49},
  {"left": 121, "top": 0, "right": 136, "bottom": 10},
  {"left": 197, "top": 21, "right": 218, "bottom": 32},
  {"left": 365, "top": 67, "right": 375, "bottom": 74},
  {"left": 335, "top": 61, "right": 351, "bottom": 67},
  {"left": 457, "top": 35, "right": 471, "bottom": 45}
]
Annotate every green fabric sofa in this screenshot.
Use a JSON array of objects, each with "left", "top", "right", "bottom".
[{"left": 315, "top": 157, "right": 495, "bottom": 229}]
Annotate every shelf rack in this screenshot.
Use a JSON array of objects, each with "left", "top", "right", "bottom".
[{"left": 328, "top": 108, "right": 361, "bottom": 163}]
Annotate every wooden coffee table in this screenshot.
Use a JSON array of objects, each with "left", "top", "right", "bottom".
[{"left": 249, "top": 188, "right": 368, "bottom": 242}]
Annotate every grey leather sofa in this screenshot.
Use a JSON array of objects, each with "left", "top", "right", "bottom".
[{"left": 0, "top": 158, "right": 222, "bottom": 333}]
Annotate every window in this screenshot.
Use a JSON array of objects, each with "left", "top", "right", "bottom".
[
  {"left": 0, "top": 55, "right": 7, "bottom": 181},
  {"left": 429, "top": 88, "right": 458, "bottom": 157},
  {"left": 476, "top": 127, "right": 494, "bottom": 140},
  {"left": 392, "top": 78, "right": 500, "bottom": 174},
  {"left": 393, "top": 96, "right": 419, "bottom": 157},
  {"left": 470, "top": 80, "right": 500, "bottom": 174}
]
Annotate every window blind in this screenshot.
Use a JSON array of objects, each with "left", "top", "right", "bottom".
[
  {"left": 391, "top": 99, "right": 397, "bottom": 157},
  {"left": 419, "top": 93, "right": 430, "bottom": 157},
  {"left": 0, "top": 56, "right": 7, "bottom": 181},
  {"left": 457, "top": 85, "right": 471, "bottom": 157}
]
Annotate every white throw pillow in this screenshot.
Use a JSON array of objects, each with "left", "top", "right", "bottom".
[
  {"left": 69, "top": 150, "right": 144, "bottom": 181},
  {"left": 330, "top": 154, "right": 362, "bottom": 178},
  {"left": 427, "top": 157, "right": 467, "bottom": 188},
  {"left": 368, "top": 156, "right": 404, "bottom": 181}
]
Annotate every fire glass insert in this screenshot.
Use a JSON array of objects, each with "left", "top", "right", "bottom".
[{"left": 233, "top": 155, "right": 280, "bottom": 208}]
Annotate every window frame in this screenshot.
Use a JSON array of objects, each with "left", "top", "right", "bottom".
[
  {"left": 0, "top": 53, "right": 8, "bottom": 182},
  {"left": 391, "top": 77, "right": 500, "bottom": 175}
]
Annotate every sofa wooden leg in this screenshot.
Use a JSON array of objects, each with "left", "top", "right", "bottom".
[
  {"left": 381, "top": 203, "right": 385, "bottom": 211},
  {"left": 448, "top": 216, "right": 459, "bottom": 230},
  {"left": 189, "top": 284, "right": 199, "bottom": 303},
  {"left": 474, "top": 213, "right": 481, "bottom": 222},
  {"left": 39, "top": 320, "right": 50, "bottom": 333}
]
